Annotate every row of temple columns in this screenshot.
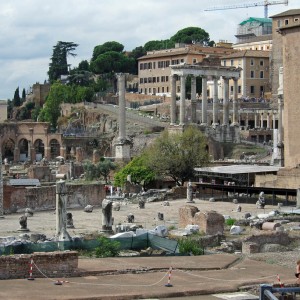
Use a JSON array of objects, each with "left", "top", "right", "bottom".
[
  {"left": 242, "top": 111, "right": 279, "bottom": 129},
  {"left": 170, "top": 74, "right": 239, "bottom": 126}
]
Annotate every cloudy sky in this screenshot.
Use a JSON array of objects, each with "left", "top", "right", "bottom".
[{"left": 0, "top": 0, "right": 298, "bottom": 100}]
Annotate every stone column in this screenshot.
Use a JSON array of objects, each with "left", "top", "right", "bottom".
[
  {"left": 27, "top": 141, "right": 31, "bottom": 161},
  {"left": 44, "top": 146, "right": 51, "bottom": 160},
  {"left": 191, "top": 76, "right": 197, "bottom": 123},
  {"left": 266, "top": 113, "right": 270, "bottom": 129},
  {"left": 14, "top": 146, "right": 19, "bottom": 163},
  {"left": 254, "top": 112, "right": 258, "bottom": 128},
  {"left": 117, "top": 73, "right": 126, "bottom": 141},
  {"left": 201, "top": 76, "right": 208, "bottom": 125},
  {"left": 272, "top": 112, "right": 277, "bottom": 129},
  {"left": 232, "top": 78, "right": 238, "bottom": 126},
  {"left": 179, "top": 75, "right": 186, "bottom": 126},
  {"left": 170, "top": 75, "right": 177, "bottom": 125},
  {"left": 260, "top": 112, "right": 264, "bottom": 129},
  {"left": 56, "top": 180, "right": 71, "bottom": 241},
  {"left": 246, "top": 113, "right": 249, "bottom": 128},
  {"left": 101, "top": 199, "right": 113, "bottom": 232},
  {"left": 212, "top": 77, "right": 219, "bottom": 126},
  {"left": 222, "top": 77, "right": 229, "bottom": 126}
]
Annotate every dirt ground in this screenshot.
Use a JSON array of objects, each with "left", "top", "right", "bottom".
[{"left": 0, "top": 197, "right": 297, "bottom": 239}]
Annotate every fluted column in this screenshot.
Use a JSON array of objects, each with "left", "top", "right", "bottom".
[
  {"left": 170, "top": 75, "right": 177, "bottom": 125},
  {"left": 179, "top": 75, "right": 186, "bottom": 126},
  {"left": 191, "top": 76, "right": 197, "bottom": 123},
  {"left": 212, "top": 77, "right": 219, "bottom": 126},
  {"left": 232, "top": 78, "right": 238, "bottom": 126},
  {"left": 222, "top": 77, "right": 229, "bottom": 126},
  {"left": 201, "top": 76, "right": 208, "bottom": 125},
  {"left": 117, "top": 73, "right": 126, "bottom": 140}
]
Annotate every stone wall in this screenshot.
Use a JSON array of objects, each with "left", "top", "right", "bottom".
[
  {"left": 0, "top": 251, "right": 78, "bottom": 279},
  {"left": 242, "top": 231, "right": 291, "bottom": 254},
  {"left": 3, "top": 183, "right": 105, "bottom": 213}
]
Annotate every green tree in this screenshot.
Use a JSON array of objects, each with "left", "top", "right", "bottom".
[
  {"left": 145, "top": 126, "right": 209, "bottom": 186},
  {"left": 143, "top": 40, "right": 174, "bottom": 51},
  {"left": 38, "top": 82, "right": 71, "bottom": 128},
  {"left": 170, "top": 27, "right": 210, "bottom": 45},
  {"left": 13, "top": 87, "right": 21, "bottom": 107},
  {"left": 90, "top": 51, "right": 135, "bottom": 74},
  {"left": 21, "top": 88, "right": 26, "bottom": 103},
  {"left": 114, "top": 155, "right": 155, "bottom": 188},
  {"left": 92, "top": 41, "right": 124, "bottom": 61},
  {"left": 97, "top": 158, "right": 116, "bottom": 183},
  {"left": 83, "top": 160, "right": 99, "bottom": 181},
  {"left": 48, "top": 41, "right": 79, "bottom": 83}
]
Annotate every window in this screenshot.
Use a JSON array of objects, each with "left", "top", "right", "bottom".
[
  {"left": 166, "top": 60, "right": 170, "bottom": 67},
  {"left": 285, "top": 19, "right": 289, "bottom": 26},
  {"left": 193, "top": 58, "right": 197, "bottom": 64},
  {"left": 223, "top": 60, "right": 226, "bottom": 66},
  {"left": 238, "top": 86, "right": 241, "bottom": 94},
  {"left": 144, "top": 78, "right": 147, "bottom": 83},
  {"left": 157, "top": 87, "right": 160, "bottom": 93},
  {"left": 260, "top": 71, "right": 264, "bottom": 79},
  {"left": 250, "top": 86, "right": 255, "bottom": 94},
  {"left": 143, "top": 63, "right": 147, "bottom": 69},
  {"left": 251, "top": 70, "right": 255, "bottom": 78},
  {"left": 149, "top": 88, "right": 151, "bottom": 94},
  {"left": 162, "top": 87, "right": 164, "bottom": 93},
  {"left": 260, "top": 86, "right": 264, "bottom": 95},
  {"left": 157, "top": 77, "right": 160, "bottom": 83},
  {"left": 161, "top": 76, "right": 165, "bottom": 82},
  {"left": 140, "top": 64, "right": 144, "bottom": 70},
  {"left": 250, "top": 59, "right": 254, "bottom": 66},
  {"left": 153, "top": 62, "right": 156, "bottom": 69},
  {"left": 166, "top": 76, "right": 169, "bottom": 82},
  {"left": 153, "top": 77, "right": 156, "bottom": 83},
  {"left": 230, "top": 86, "right": 233, "bottom": 93},
  {"left": 294, "top": 18, "right": 299, "bottom": 22},
  {"left": 181, "top": 59, "right": 184, "bottom": 63},
  {"left": 148, "top": 62, "right": 152, "bottom": 69},
  {"left": 230, "top": 60, "right": 234, "bottom": 66},
  {"left": 140, "top": 78, "right": 143, "bottom": 84},
  {"left": 260, "top": 60, "right": 264, "bottom": 66},
  {"left": 167, "top": 87, "right": 169, "bottom": 93},
  {"left": 148, "top": 77, "right": 152, "bottom": 83}
]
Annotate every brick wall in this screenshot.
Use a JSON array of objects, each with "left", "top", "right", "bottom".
[{"left": 0, "top": 251, "right": 78, "bottom": 279}]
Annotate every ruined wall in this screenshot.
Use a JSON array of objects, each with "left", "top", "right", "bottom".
[
  {"left": 242, "top": 231, "right": 291, "bottom": 254},
  {"left": 3, "top": 183, "right": 105, "bottom": 213},
  {"left": 0, "top": 251, "right": 78, "bottom": 279}
]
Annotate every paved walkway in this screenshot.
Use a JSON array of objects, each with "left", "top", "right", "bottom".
[{"left": 0, "top": 254, "right": 296, "bottom": 299}]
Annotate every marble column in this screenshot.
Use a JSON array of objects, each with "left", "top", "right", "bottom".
[
  {"left": 232, "top": 78, "right": 238, "bottom": 126},
  {"left": 260, "top": 112, "right": 264, "bottom": 129},
  {"left": 272, "top": 112, "right": 277, "bottom": 129},
  {"left": 191, "top": 76, "right": 197, "bottom": 123},
  {"left": 201, "top": 76, "right": 208, "bottom": 125},
  {"left": 254, "top": 112, "right": 258, "bottom": 128},
  {"left": 56, "top": 180, "right": 71, "bottom": 241},
  {"left": 170, "top": 75, "right": 177, "bottom": 125},
  {"left": 212, "top": 77, "right": 219, "bottom": 126},
  {"left": 179, "top": 75, "right": 186, "bottom": 126},
  {"left": 117, "top": 73, "right": 126, "bottom": 141},
  {"left": 266, "top": 113, "right": 270, "bottom": 129},
  {"left": 27, "top": 141, "right": 31, "bottom": 161},
  {"left": 222, "top": 77, "right": 229, "bottom": 126}
]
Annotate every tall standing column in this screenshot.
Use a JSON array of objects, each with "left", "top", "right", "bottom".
[
  {"left": 179, "top": 75, "right": 186, "bottom": 126},
  {"left": 117, "top": 73, "right": 126, "bottom": 141},
  {"left": 272, "top": 111, "right": 277, "bottom": 129},
  {"left": 170, "top": 75, "right": 177, "bottom": 125},
  {"left": 191, "top": 76, "right": 197, "bottom": 123},
  {"left": 232, "top": 78, "right": 238, "bottom": 126},
  {"left": 266, "top": 113, "right": 270, "bottom": 129},
  {"left": 201, "top": 76, "right": 208, "bottom": 125},
  {"left": 212, "top": 77, "right": 219, "bottom": 126},
  {"left": 222, "top": 77, "right": 229, "bottom": 125}
]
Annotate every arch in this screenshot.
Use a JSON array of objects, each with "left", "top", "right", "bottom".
[
  {"left": 19, "top": 138, "right": 29, "bottom": 162},
  {"left": 2, "top": 138, "right": 15, "bottom": 162},
  {"left": 34, "top": 139, "right": 45, "bottom": 161},
  {"left": 49, "top": 139, "right": 60, "bottom": 159}
]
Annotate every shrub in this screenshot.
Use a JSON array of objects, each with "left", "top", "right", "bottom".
[
  {"left": 95, "top": 236, "right": 121, "bottom": 258},
  {"left": 225, "top": 218, "right": 236, "bottom": 226},
  {"left": 178, "top": 237, "right": 204, "bottom": 255}
]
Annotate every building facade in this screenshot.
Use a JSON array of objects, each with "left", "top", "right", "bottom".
[
  {"left": 138, "top": 44, "right": 236, "bottom": 97},
  {"left": 270, "top": 9, "right": 300, "bottom": 102},
  {"left": 221, "top": 50, "right": 271, "bottom": 99}
]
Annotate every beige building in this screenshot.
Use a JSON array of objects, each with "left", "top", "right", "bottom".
[
  {"left": 0, "top": 100, "right": 8, "bottom": 122},
  {"left": 221, "top": 50, "right": 271, "bottom": 99},
  {"left": 138, "top": 44, "right": 236, "bottom": 96},
  {"left": 270, "top": 9, "right": 300, "bottom": 101},
  {"left": 233, "top": 35, "right": 272, "bottom": 51}
]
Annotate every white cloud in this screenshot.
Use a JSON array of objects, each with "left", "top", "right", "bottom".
[{"left": 0, "top": 0, "right": 298, "bottom": 99}]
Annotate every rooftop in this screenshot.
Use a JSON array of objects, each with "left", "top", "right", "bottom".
[
  {"left": 271, "top": 9, "right": 300, "bottom": 18},
  {"left": 221, "top": 49, "right": 270, "bottom": 59},
  {"left": 239, "top": 17, "right": 272, "bottom": 25}
]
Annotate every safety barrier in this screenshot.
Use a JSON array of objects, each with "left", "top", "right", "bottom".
[{"left": 260, "top": 284, "right": 300, "bottom": 299}]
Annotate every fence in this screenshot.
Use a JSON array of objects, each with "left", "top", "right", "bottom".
[{"left": 0, "top": 233, "right": 179, "bottom": 256}]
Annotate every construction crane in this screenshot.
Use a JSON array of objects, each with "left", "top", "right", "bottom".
[{"left": 204, "top": 0, "right": 289, "bottom": 18}]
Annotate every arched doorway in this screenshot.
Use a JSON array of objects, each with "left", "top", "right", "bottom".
[
  {"left": 49, "top": 139, "right": 60, "bottom": 159},
  {"left": 2, "top": 138, "right": 15, "bottom": 162},
  {"left": 19, "top": 139, "right": 29, "bottom": 162},
  {"left": 34, "top": 139, "right": 45, "bottom": 161}
]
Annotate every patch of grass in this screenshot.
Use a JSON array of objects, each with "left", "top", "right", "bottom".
[
  {"left": 177, "top": 237, "right": 204, "bottom": 255},
  {"left": 225, "top": 218, "right": 236, "bottom": 226}
]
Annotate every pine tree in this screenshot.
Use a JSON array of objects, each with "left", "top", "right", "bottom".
[{"left": 13, "top": 87, "right": 21, "bottom": 107}]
